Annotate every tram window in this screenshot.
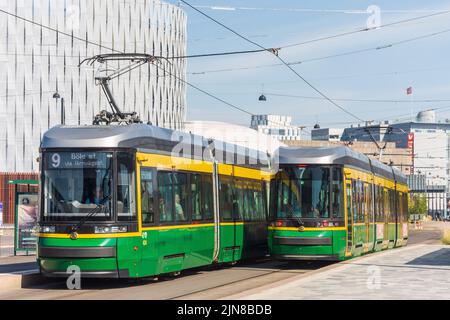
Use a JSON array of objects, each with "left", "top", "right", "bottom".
[
  {"left": 191, "top": 174, "right": 203, "bottom": 221},
  {"left": 247, "top": 182, "right": 258, "bottom": 221},
  {"left": 389, "top": 189, "right": 396, "bottom": 223},
  {"left": 243, "top": 182, "right": 254, "bottom": 221},
  {"left": 363, "top": 183, "right": 369, "bottom": 222},
  {"left": 403, "top": 193, "right": 408, "bottom": 223},
  {"left": 276, "top": 178, "right": 291, "bottom": 219},
  {"left": 173, "top": 172, "right": 188, "bottom": 222},
  {"left": 276, "top": 167, "right": 330, "bottom": 219},
  {"left": 117, "top": 152, "right": 137, "bottom": 222},
  {"left": 219, "top": 176, "right": 234, "bottom": 221},
  {"left": 254, "top": 183, "right": 265, "bottom": 221},
  {"left": 190, "top": 174, "right": 214, "bottom": 221},
  {"left": 269, "top": 180, "right": 276, "bottom": 221},
  {"left": 157, "top": 172, "right": 174, "bottom": 222},
  {"left": 361, "top": 182, "right": 367, "bottom": 223},
  {"left": 331, "top": 168, "right": 344, "bottom": 218},
  {"left": 232, "top": 179, "right": 243, "bottom": 220},
  {"left": 356, "top": 180, "right": 364, "bottom": 223},
  {"left": 367, "top": 184, "right": 371, "bottom": 221},
  {"left": 374, "top": 185, "right": 378, "bottom": 220},
  {"left": 352, "top": 180, "right": 358, "bottom": 222},
  {"left": 202, "top": 175, "right": 214, "bottom": 221},
  {"left": 377, "top": 186, "right": 381, "bottom": 221},
  {"left": 140, "top": 168, "right": 154, "bottom": 225}
]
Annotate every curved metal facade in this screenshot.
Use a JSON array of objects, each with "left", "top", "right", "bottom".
[{"left": 0, "top": 0, "right": 187, "bottom": 172}]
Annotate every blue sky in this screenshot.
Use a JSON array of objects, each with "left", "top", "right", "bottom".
[{"left": 168, "top": 0, "right": 450, "bottom": 130}]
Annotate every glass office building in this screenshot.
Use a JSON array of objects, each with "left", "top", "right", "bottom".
[{"left": 0, "top": 0, "right": 187, "bottom": 172}]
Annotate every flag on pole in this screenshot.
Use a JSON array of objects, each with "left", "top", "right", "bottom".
[{"left": 406, "top": 87, "right": 413, "bottom": 95}]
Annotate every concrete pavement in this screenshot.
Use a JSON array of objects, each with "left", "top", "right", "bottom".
[
  {"left": 0, "top": 260, "right": 331, "bottom": 300},
  {"left": 231, "top": 244, "right": 450, "bottom": 300},
  {"left": 0, "top": 221, "right": 448, "bottom": 299}
]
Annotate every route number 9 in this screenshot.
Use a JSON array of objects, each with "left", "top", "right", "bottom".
[{"left": 51, "top": 153, "right": 61, "bottom": 168}]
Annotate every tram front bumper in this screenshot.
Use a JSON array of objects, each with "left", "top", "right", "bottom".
[
  {"left": 37, "top": 239, "right": 126, "bottom": 278},
  {"left": 38, "top": 253, "right": 125, "bottom": 278}
]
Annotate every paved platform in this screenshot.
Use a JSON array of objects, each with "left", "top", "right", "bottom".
[{"left": 231, "top": 244, "right": 450, "bottom": 300}]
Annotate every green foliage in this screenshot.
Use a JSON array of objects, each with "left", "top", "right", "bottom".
[{"left": 408, "top": 193, "right": 427, "bottom": 217}]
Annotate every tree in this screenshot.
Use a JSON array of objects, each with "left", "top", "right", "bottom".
[{"left": 408, "top": 193, "right": 427, "bottom": 219}]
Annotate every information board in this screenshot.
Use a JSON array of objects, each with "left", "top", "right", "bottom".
[{"left": 15, "top": 193, "right": 38, "bottom": 252}]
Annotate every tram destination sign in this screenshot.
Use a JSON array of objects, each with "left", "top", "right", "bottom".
[{"left": 44, "top": 152, "right": 111, "bottom": 169}]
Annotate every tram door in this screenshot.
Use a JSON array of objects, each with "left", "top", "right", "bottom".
[
  {"left": 364, "top": 183, "right": 370, "bottom": 250},
  {"left": 345, "top": 181, "right": 353, "bottom": 256}
]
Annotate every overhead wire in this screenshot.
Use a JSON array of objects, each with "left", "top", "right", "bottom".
[
  {"left": 188, "top": 27, "right": 450, "bottom": 75},
  {"left": 180, "top": 0, "right": 367, "bottom": 123}
]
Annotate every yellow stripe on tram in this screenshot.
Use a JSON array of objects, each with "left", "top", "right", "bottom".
[
  {"left": 268, "top": 226, "right": 346, "bottom": 232},
  {"left": 38, "top": 222, "right": 251, "bottom": 238}
]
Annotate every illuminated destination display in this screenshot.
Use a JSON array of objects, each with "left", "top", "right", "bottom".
[{"left": 44, "top": 152, "right": 112, "bottom": 169}]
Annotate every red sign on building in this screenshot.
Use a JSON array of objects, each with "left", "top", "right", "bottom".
[{"left": 407, "top": 133, "right": 414, "bottom": 149}]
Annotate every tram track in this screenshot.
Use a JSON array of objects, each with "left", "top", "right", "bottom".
[
  {"left": 0, "top": 259, "right": 334, "bottom": 300},
  {"left": 168, "top": 260, "right": 331, "bottom": 300}
]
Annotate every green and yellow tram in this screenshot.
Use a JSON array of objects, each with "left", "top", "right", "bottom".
[
  {"left": 268, "top": 147, "right": 409, "bottom": 261},
  {"left": 37, "top": 124, "right": 272, "bottom": 278}
]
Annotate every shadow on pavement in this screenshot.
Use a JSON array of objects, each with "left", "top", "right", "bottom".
[
  {"left": 0, "top": 261, "right": 37, "bottom": 273},
  {"left": 406, "top": 248, "right": 450, "bottom": 266}
]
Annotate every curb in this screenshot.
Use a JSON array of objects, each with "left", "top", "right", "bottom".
[
  {"left": 221, "top": 244, "right": 424, "bottom": 300},
  {"left": 0, "top": 271, "right": 62, "bottom": 290}
]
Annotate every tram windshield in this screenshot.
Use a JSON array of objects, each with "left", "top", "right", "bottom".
[
  {"left": 275, "top": 166, "right": 343, "bottom": 219},
  {"left": 42, "top": 151, "right": 113, "bottom": 221}
]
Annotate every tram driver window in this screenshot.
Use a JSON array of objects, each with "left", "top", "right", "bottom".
[
  {"left": 332, "top": 168, "right": 344, "bottom": 219},
  {"left": 117, "top": 153, "right": 137, "bottom": 221},
  {"left": 140, "top": 168, "right": 154, "bottom": 225}
]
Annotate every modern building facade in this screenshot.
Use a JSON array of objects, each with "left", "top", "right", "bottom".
[
  {"left": 185, "top": 120, "right": 284, "bottom": 155},
  {"left": 311, "top": 128, "right": 345, "bottom": 142},
  {"left": 0, "top": 0, "right": 187, "bottom": 173},
  {"left": 250, "top": 114, "right": 303, "bottom": 141}
]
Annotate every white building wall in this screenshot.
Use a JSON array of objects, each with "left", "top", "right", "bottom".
[
  {"left": 250, "top": 114, "right": 302, "bottom": 141},
  {"left": 0, "top": 0, "right": 187, "bottom": 173},
  {"left": 414, "top": 130, "right": 447, "bottom": 185},
  {"left": 413, "top": 129, "right": 448, "bottom": 214}
]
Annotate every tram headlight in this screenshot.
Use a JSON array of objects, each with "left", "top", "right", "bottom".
[
  {"left": 94, "top": 226, "right": 128, "bottom": 234},
  {"left": 39, "top": 225, "right": 56, "bottom": 233}
]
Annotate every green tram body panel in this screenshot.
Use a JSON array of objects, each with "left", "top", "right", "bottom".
[{"left": 38, "top": 224, "right": 266, "bottom": 278}]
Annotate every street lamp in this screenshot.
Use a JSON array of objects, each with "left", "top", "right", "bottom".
[
  {"left": 258, "top": 94, "right": 267, "bottom": 102},
  {"left": 53, "top": 92, "right": 65, "bottom": 125},
  {"left": 258, "top": 84, "right": 267, "bottom": 101}
]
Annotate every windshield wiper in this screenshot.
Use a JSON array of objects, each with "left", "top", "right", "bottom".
[
  {"left": 286, "top": 203, "right": 305, "bottom": 228},
  {"left": 69, "top": 195, "right": 111, "bottom": 235}
]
